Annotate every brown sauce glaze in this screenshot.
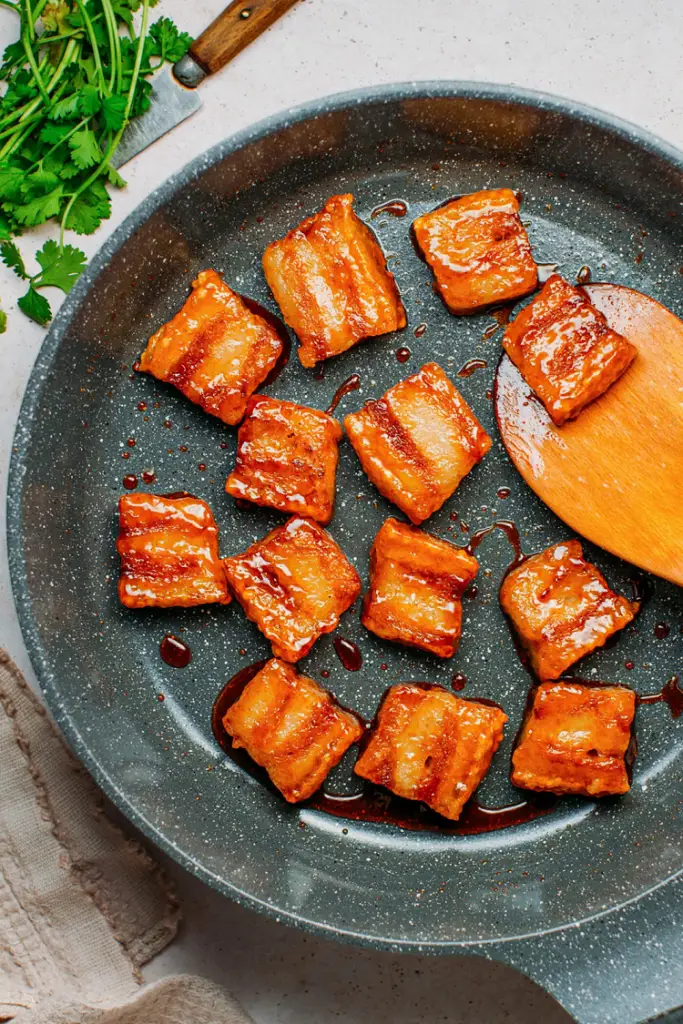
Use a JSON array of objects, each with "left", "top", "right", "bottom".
[
  {"left": 160, "top": 634, "right": 192, "bottom": 668},
  {"left": 314, "top": 361, "right": 326, "bottom": 381},
  {"left": 212, "top": 665, "right": 556, "bottom": 835},
  {"left": 370, "top": 199, "right": 409, "bottom": 219},
  {"left": 457, "top": 358, "right": 488, "bottom": 378},
  {"left": 333, "top": 636, "right": 363, "bottom": 671},
  {"left": 465, "top": 520, "right": 525, "bottom": 568},
  {"left": 638, "top": 676, "right": 683, "bottom": 718},
  {"left": 326, "top": 373, "right": 361, "bottom": 415},
  {"left": 239, "top": 295, "right": 291, "bottom": 387}
]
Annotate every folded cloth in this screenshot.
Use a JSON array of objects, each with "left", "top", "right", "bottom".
[{"left": 0, "top": 651, "right": 252, "bottom": 1024}]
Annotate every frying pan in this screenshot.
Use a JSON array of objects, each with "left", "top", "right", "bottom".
[{"left": 7, "top": 83, "right": 683, "bottom": 1024}]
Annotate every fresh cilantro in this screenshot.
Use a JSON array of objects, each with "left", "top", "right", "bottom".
[
  {"left": 0, "top": 0, "right": 192, "bottom": 324},
  {"left": 18, "top": 285, "right": 52, "bottom": 326}
]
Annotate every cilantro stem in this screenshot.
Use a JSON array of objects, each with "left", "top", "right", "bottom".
[
  {"left": 21, "top": 26, "right": 50, "bottom": 105},
  {"left": 59, "top": 0, "right": 150, "bottom": 248},
  {"left": 72, "top": 0, "right": 106, "bottom": 95},
  {"left": 0, "top": 1, "right": 19, "bottom": 11},
  {"left": 23, "top": 0, "right": 34, "bottom": 41},
  {"left": 100, "top": 0, "right": 120, "bottom": 93}
]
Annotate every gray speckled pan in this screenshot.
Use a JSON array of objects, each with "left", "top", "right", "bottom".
[{"left": 8, "top": 84, "right": 683, "bottom": 1024}]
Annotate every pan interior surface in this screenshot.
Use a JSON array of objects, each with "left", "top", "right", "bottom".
[{"left": 8, "top": 85, "right": 683, "bottom": 950}]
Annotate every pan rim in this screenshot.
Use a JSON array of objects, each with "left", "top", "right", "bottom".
[{"left": 7, "top": 79, "right": 683, "bottom": 954}]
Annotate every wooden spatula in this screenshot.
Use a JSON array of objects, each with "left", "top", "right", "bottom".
[{"left": 494, "top": 283, "right": 683, "bottom": 585}]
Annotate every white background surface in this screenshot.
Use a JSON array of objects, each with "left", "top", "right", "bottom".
[{"left": 2, "top": 1, "right": 683, "bottom": 1019}]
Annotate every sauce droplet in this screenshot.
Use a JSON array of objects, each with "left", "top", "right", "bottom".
[
  {"left": 314, "top": 361, "right": 326, "bottom": 381},
  {"left": 160, "top": 634, "right": 192, "bottom": 668},
  {"left": 576, "top": 265, "right": 592, "bottom": 285},
  {"left": 370, "top": 199, "right": 409, "bottom": 219},
  {"left": 141, "top": 469, "right": 156, "bottom": 484},
  {"left": 452, "top": 672, "right": 467, "bottom": 691},
  {"left": 638, "top": 676, "right": 683, "bottom": 718},
  {"left": 198, "top": 463, "right": 207, "bottom": 471},
  {"left": 127, "top": 437, "right": 136, "bottom": 448},
  {"left": 466, "top": 521, "right": 525, "bottom": 568},
  {"left": 333, "top": 636, "right": 362, "bottom": 671},
  {"left": 326, "top": 373, "right": 361, "bottom": 415},
  {"left": 654, "top": 622, "right": 670, "bottom": 639},
  {"left": 457, "top": 358, "right": 488, "bottom": 378},
  {"left": 497, "top": 486, "right": 511, "bottom": 499},
  {"left": 396, "top": 347, "right": 411, "bottom": 363},
  {"left": 414, "top": 322, "right": 427, "bottom": 338},
  {"left": 137, "top": 401, "right": 147, "bottom": 411},
  {"left": 122, "top": 474, "right": 137, "bottom": 490},
  {"left": 624, "top": 660, "right": 635, "bottom": 670}
]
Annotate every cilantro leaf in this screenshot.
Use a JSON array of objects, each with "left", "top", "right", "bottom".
[
  {"left": 34, "top": 239, "right": 87, "bottom": 293},
  {"left": 149, "top": 18, "right": 193, "bottom": 63},
  {"left": 106, "top": 163, "right": 126, "bottom": 189},
  {"left": 0, "top": 163, "right": 27, "bottom": 203},
  {"left": 12, "top": 184, "right": 65, "bottom": 227},
  {"left": 79, "top": 84, "right": 101, "bottom": 117},
  {"left": 69, "top": 128, "right": 103, "bottom": 169},
  {"left": 21, "top": 167, "right": 60, "bottom": 198},
  {"left": 0, "top": 212, "right": 14, "bottom": 241},
  {"left": 18, "top": 286, "right": 52, "bottom": 326},
  {"left": 1, "top": 241, "right": 28, "bottom": 279},
  {"left": 100, "top": 93, "right": 127, "bottom": 133},
  {"left": 64, "top": 180, "right": 110, "bottom": 234},
  {"left": 39, "top": 121, "right": 79, "bottom": 146},
  {"left": 49, "top": 93, "right": 82, "bottom": 121}
]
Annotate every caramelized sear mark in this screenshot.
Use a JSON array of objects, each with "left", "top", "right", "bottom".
[
  {"left": 344, "top": 362, "right": 492, "bottom": 524},
  {"left": 137, "top": 270, "right": 283, "bottom": 425},
  {"left": 262, "top": 193, "right": 406, "bottom": 368},
  {"left": 412, "top": 189, "right": 538, "bottom": 314}
]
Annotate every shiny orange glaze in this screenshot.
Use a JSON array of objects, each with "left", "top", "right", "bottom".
[
  {"left": 354, "top": 684, "right": 507, "bottom": 821},
  {"left": 223, "top": 515, "right": 361, "bottom": 662},
  {"left": 511, "top": 681, "right": 635, "bottom": 797},
  {"left": 361, "top": 517, "right": 479, "bottom": 658},
  {"left": 262, "top": 193, "right": 406, "bottom": 368},
  {"left": 223, "top": 658, "right": 363, "bottom": 803},
  {"left": 502, "top": 274, "right": 637, "bottom": 425},
  {"left": 500, "top": 540, "right": 638, "bottom": 680},
  {"left": 117, "top": 492, "right": 231, "bottom": 608},
  {"left": 412, "top": 188, "right": 538, "bottom": 314},
  {"left": 225, "top": 395, "right": 342, "bottom": 524},
  {"left": 138, "top": 269, "right": 283, "bottom": 425},
  {"left": 344, "top": 362, "right": 491, "bottom": 524}
]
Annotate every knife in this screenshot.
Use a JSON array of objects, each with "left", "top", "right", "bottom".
[{"left": 112, "top": 0, "right": 302, "bottom": 168}]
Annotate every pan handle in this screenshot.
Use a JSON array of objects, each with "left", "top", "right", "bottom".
[
  {"left": 174, "top": 0, "right": 301, "bottom": 88},
  {"left": 485, "top": 873, "right": 683, "bottom": 1024}
]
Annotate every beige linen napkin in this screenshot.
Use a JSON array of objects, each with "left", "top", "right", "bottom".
[{"left": 0, "top": 651, "right": 252, "bottom": 1024}]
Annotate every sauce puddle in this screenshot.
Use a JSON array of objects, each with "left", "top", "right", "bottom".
[
  {"left": 326, "top": 374, "right": 361, "bottom": 415},
  {"left": 638, "top": 676, "right": 683, "bottom": 718}
]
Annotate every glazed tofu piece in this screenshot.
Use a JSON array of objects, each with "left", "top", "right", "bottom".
[
  {"left": 362, "top": 517, "right": 479, "bottom": 658},
  {"left": 511, "top": 681, "right": 635, "bottom": 797},
  {"left": 262, "top": 193, "right": 406, "bottom": 368},
  {"left": 138, "top": 269, "right": 283, "bottom": 425},
  {"left": 500, "top": 540, "right": 638, "bottom": 680},
  {"left": 117, "top": 492, "right": 231, "bottom": 608},
  {"left": 223, "top": 516, "right": 361, "bottom": 661},
  {"left": 355, "top": 684, "right": 507, "bottom": 821},
  {"left": 225, "top": 396, "right": 342, "bottom": 524},
  {"left": 222, "top": 658, "right": 363, "bottom": 803},
  {"left": 344, "top": 362, "right": 491, "bottom": 524},
  {"left": 412, "top": 188, "right": 538, "bottom": 314},
  {"left": 502, "top": 274, "right": 637, "bottom": 425}
]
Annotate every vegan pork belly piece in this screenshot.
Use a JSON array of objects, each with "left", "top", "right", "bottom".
[
  {"left": 225, "top": 395, "right": 342, "bottom": 524},
  {"left": 500, "top": 539, "right": 638, "bottom": 680},
  {"left": 262, "top": 193, "right": 406, "bottom": 368},
  {"left": 222, "top": 658, "right": 363, "bottom": 803},
  {"left": 117, "top": 492, "right": 231, "bottom": 608},
  {"left": 344, "top": 362, "right": 491, "bottom": 524},
  {"left": 511, "top": 681, "right": 636, "bottom": 797},
  {"left": 361, "top": 517, "right": 479, "bottom": 658},
  {"left": 502, "top": 273, "right": 637, "bottom": 425},
  {"left": 223, "top": 515, "right": 361, "bottom": 662},
  {"left": 137, "top": 269, "right": 283, "bottom": 425},
  {"left": 411, "top": 188, "right": 538, "bottom": 314},
  {"left": 354, "top": 684, "right": 507, "bottom": 821}
]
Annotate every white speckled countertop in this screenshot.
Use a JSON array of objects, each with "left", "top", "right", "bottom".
[{"left": 2, "top": 1, "right": 683, "bottom": 1019}]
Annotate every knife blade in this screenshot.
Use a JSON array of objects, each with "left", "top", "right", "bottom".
[{"left": 113, "top": 0, "right": 301, "bottom": 169}]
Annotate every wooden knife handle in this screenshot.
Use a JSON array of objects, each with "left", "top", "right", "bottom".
[{"left": 190, "top": 0, "right": 301, "bottom": 76}]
